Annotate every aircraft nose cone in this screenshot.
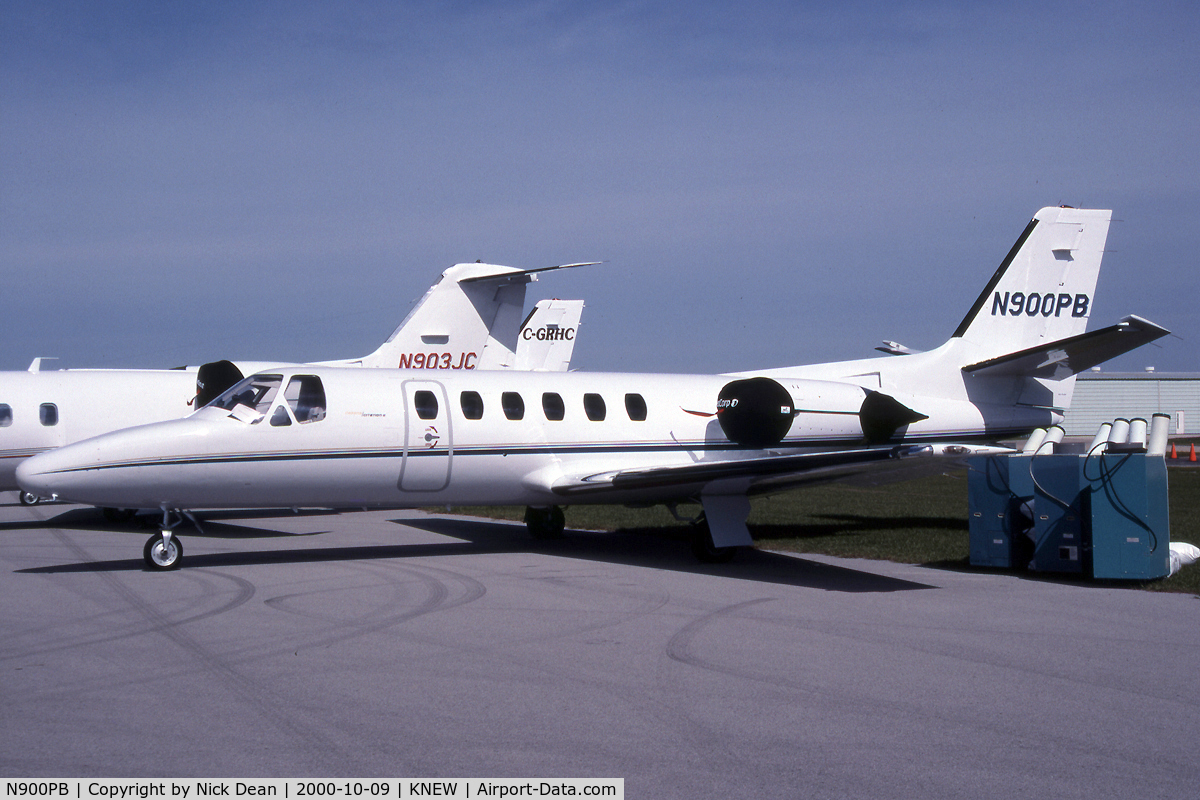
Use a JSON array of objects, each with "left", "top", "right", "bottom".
[
  {"left": 16, "top": 449, "right": 64, "bottom": 500},
  {"left": 15, "top": 426, "right": 154, "bottom": 507}
]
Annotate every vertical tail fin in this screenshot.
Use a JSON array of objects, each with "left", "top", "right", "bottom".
[
  {"left": 349, "top": 263, "right": 530, "bottom": 369},
  {"left": 334, "top": 261, "right": 595, "bottom": 370},
  {"left": 506, "top": 299, "right": 585, "bottom": 371},
  {"left": 950, "top": 206, "right": 1112, "bottom": 360}
]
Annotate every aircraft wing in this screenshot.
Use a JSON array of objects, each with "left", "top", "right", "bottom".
[
  {"left": 961, "top": 315, "right": 1169, "bottom": 379},
  {"left": 547, "top": 443, "right": 1007, "bottom": 497}
]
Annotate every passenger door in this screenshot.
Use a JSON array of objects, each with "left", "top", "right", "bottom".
[{"left": 398, "top": 380, "right": 453, "bottom": 492}]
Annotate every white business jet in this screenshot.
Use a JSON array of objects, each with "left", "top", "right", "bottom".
[
  {"left": 2, "top": 262, "right": 589, "bottom": 500},
  {"left": 17, "top": 208, "right": 1169, "bottom": 568}
]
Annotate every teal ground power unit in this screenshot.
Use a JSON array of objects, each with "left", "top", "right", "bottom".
[
  {"left": 968, "top": 455, "right": 1034, "bottom": 569},
  {"left": 1084, "top": 451, "right": 1171, "bottom": 580},
  {"left": 1028, "top": 455, "right": 1086, "bottom": 575},
  {"left": 967, "top": 451, "right": 1170, "bottom": 580}
]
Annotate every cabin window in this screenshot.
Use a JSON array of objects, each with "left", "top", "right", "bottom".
[
  {"left": 625, "top": 393, "right": 647, "bottom": 421},
  {"left": 502, "top": 392, "right": 525, "bottom": 420},
  {"left": 0, "top": 404, "right": 11, "bottom": 427},
  {"left": 213, "top": 374, "right": 283, "bottom": 414},
  {"left": 414, "top": 390, "right": 438, "bottom": 420},
  {"left": 284, "top": 375, "right": 326, "bottom": 423},
  {"left": 542, "top": 392, "right": 565, "bottom": 421},
  {"left": 583, "top": 393, "right": 606, "bottom": 421},
  {"left": 40, "top": 403, "right": 58, "bottom": 427},
  {"left": 460, "top": 391, "right": 484, "bottom": 420}
]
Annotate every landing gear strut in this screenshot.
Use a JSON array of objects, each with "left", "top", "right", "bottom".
[
  {"left": 525, "top": 505, "right": 566, "bottom": 539},
  {"left": 666, "top": 503, "right": 740, "bottom": 564}
]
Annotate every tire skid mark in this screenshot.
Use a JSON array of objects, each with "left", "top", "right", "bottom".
[
  {"left": 516, "top": 583, "right": 671, "bottom": 646},
  {"left": 666, "top": 597, "right": 778, "bottom": 676},
  {"left": 658, "top": 597, "right": 791, "bottom": 770},
  {"left": 35, "top": 527, "right": 359, "bottom": 772},
  {"left": 262, "top": 574, "right": 401, "bottom": 620},
  {"left": 204, "top": 560, "right": 487, "bottom": 671},
  {"left": 172, "top": 569, "right": 257, "bottom": 624},
  {"left": 661, "top": 600, "right": 1118, "bottom": 756},
  {"left": 8, "top": 534, "right": 257, "bottom": 662},
  {"left": 389, "top": 560, "right": 488, "bottom": 614},
  {"left": 254, "top": 562, "right": 453, "bottom": 657}
]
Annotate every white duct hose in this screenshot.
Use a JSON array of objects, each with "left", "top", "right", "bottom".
[
  {"left": 1129, "top": 418, "right": 1148, "bottom": 446},
  {"left": 1088, "top": 422, "right": 1112, "bottom": 454},
  {"left": 1035, "top": 425, "right": 1065, "bottom": 455},
  {"left": 1022, "top": 428, "right": 1047, "bottom": 454},
  {"left": 1148, "top": 414, "right": 1171, "bottom": 457}
]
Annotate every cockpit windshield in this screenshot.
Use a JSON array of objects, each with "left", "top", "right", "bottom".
[{"left": 210, "top": 374, "right": 283, "bottom": 414}]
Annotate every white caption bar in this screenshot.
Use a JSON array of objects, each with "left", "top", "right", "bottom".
[{"left": 2, "top": 781, "right": 622, "bottom": 800}]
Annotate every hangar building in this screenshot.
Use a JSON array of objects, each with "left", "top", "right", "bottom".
[{"left": 1062, "top": 370, "right": 1200, "bottom": 438}]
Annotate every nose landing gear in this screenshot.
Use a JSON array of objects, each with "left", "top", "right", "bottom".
[
  {"left": 143, "top": 531, "right": 183, "bottom": 570},
  {"left": 142, "top": 509, "right": 199, "bottom": 570}
]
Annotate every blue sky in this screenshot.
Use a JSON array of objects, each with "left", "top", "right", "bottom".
[{"left": 2, "top": 1, "right": 1197, "bottom": 374}]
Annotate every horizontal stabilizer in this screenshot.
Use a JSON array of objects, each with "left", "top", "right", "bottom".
[
  {"left": 875, "top": 341, "right": 923, "bottom": 356},
  {"left": 458, "top": 262, "right": 601, "bottom": 284},
  {"left": 961, "top": 315, "right": 1169, "bottom": 379}
]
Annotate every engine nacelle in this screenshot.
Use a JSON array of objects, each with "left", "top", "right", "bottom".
[
  {"left": 717, "top": 377, "right": 796, "bottom": 448},
  {"left": 717, "top": 377, "right": 934, "bottom": 447},
  {"left": 859, "top": 390, "right": 929, "bottom": 444}
]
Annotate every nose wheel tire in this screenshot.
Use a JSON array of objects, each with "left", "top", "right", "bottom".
[
  {"left": 144, "top": 533, "right": 183, "bottom": 570},
  {"left": 19, "top": 491, "right": 41, "bottom": 506}
]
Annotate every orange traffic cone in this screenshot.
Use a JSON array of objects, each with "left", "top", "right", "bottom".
[
  {"left": 1192, "top": 443, "right": 1197, "bottom": 463},
  {"left": 1170, "top": 442, "right": 1178, "bottom": 459}
]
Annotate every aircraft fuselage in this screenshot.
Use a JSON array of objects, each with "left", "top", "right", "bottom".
[{"left": 15, "top": 364, "right": 1035, "bottom": 512}]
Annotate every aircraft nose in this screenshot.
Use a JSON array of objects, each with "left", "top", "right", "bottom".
[
  {"left": 15, "top": 417, "right": 218, "bottom": 508},
  {"left": 15, "top": 427, "right": 147, "bottom": 506},
  {"left": 16, "top": 449, "right": 66, "bottom": 500}
]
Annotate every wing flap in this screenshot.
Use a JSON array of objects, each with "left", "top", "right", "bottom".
[{"left": 551, "top": 446, "right": 917, "bottom": 497}]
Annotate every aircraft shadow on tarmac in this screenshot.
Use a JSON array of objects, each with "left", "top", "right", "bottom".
[
  {"left": 748, "top": 513, "right": 966, "bottom": 538},
  {"left": 12, "top": 507, "right": 933, "bottom": 594},
  {"left": 403, "top": 516, "right": 936, "bottom": 593},
  {"left": 0, "top": 507, "right": 336, "bottom": 538}
]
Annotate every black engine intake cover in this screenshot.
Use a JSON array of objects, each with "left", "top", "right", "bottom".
[
  {"left": 716, "top": 377, "right": 795, "bottom": 448},
  {"left": 195, "top": 360, "right": 245, "bottom": 408}
]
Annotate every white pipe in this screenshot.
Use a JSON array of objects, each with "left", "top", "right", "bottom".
[
  {"left": 1035, "top": 425, "right": 1065, "bottom": 455},
  {"left": 1088, "top": 422, "right": 1112, "bottom": 454},
  {"left": 1129, "top": 418, "right": 1148, "bottom": 446},
  {"left": 1108, "top": 418, "right": 1130, "bottom": 445},
  {"left": 1022, "top": 428, "right": 1047, "bottom": 454},
  {"left": 1148, "top": 413, "right": 1171, "bottom": 456}
]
